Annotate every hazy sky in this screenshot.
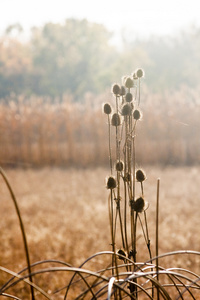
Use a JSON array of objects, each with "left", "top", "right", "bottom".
[{"left": 1, "top": 0, "right": 200, "bottom": 37}]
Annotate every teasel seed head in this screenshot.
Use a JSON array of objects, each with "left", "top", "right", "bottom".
[
  {"left": 132, "top": 72, "right": 138, "bottom": 80},
  {"left": 112, "top": 83, "right": 121, "bottom": 96},
  {"left": 103, "top": 103, "right": 112, "bottom": 115},
  {"left": 125, "top": 92, "right": 133, "bottom": 102},
  {"left": 121, "top": 103, "right": 132, "bottom": 116},
  {"left": 120, "top": 85, "right": 126, "bottom": 96},
  {"left": 116, "top": 160, "right": 124, "bottom": 172},
  {"left": 106, "top": 176, "right": 117, "bottom": 189},
  {"left": 133, "top": 196, "right": 145, "bottom": 212},
  {"left": 133, "top": 109, "right": 142, "bottom": 120},
  {"left": 117, "top": 249, "right": 127, "bottom": 260},
  {"left": 136, "top": 68, "right": 145, "bottom": 78},
  {"left": 125, "top": 77, "right": 134, "bottom": 89},
  {"left": 111, "top": 113, "right": 121, "bottom": 126},
  {"left": 136, "top": 169, "right": 146, "bottom": 182}
]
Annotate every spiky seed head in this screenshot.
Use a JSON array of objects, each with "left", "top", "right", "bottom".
[
  {"left": 103, "top": 103, "right": 112, "bottom": 115},
  {"left": 136, "top": 169, "right": 146, "bottom": 182},
  {"left": 132, "top": 72, "right": 138, "bottom": 80},
  {"left": 106, "top": 176, "right": 117, "bottom": 189},
  {"left": 133, "top": 109, "right": 141, "bottom": 120},
  {"left": 112, "top": 83, "right": 121, "bottom": 95},
  {"left": 133, "top": 197, "right": 145, "bottom": 212},
  {"left": 111, "top": 113, "right": 121, "bottom": 126},
  {"left": 120, "top": 85, "right": 126, "bottom": 96},
  {"left": 116, "top": 160, "right": 124, "bottom": 172},
  {"left": 136, "top": 68, "right": 145, "bottom": 78},
  {"left": 121, "top": 103, "right": 132, "bottom": 116},
  {"left": 117, "top": 249, "right": 127, "bottom": 260},
  {"left": 125, "top": 92, "right": 133, "bottom": 102},
  {"left": 125, "top": 77, "right": 134, "bottom": 89}
]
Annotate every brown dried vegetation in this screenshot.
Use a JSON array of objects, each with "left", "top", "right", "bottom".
[
  {"left": 0, "top": 86, "right": 200, "bottom": 168},
  {"left": 0, "top": 78, "right": 200, "bottom": 298},
  {"left": 0, "top": 167, "right": 200, "bottom": 298}
]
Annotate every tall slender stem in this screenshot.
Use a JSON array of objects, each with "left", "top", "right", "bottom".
[
  {"left": 0, "top": 167, "right": 35, "bottom": 300},
  {"left": 117, "top": 203, "right": 125, "bottom": 249},
  {"left": 138, "top": 78, "right": 141, "bottom": 106},
  {"left": 123, "top": 181, "right": 129, "bottom": 256},
  {"left": 156, "top": 178, "right": 160, "bottom": 300},
  {"left": 108, "top": 114, "right": 113, "bottom": 174}
]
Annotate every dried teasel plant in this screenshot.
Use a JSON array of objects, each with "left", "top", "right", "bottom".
[
  {"left": 101, "top": 69, "right": 200, "bottom": 299},
  {"left": 104, "top": 68, "right": 155, "bottom": 295}
]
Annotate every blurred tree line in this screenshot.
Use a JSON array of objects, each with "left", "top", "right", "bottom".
[{"left": 0, "top": 19, "right": 200, "bottom": 101}]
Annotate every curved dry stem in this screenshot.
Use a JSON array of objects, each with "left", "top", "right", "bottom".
[
  {"left": 1, "top": 259, "right": 72, "bottom": 294},
  {"left": 0, "top": 167, "right": 35, "bottom": 300},
  {"left": 0, "top": 293, "right": 22, "bottom": 300},
  {"left": 0, "top": 266, "right": 52, "bottom": 299}
]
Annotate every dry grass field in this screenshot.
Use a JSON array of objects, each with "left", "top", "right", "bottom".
[
  {"left": 1, "top": 166, "right": 200, "bottom": 298},
  {"left": 0, "top": 78, "right": 200, "bottom": 298}
]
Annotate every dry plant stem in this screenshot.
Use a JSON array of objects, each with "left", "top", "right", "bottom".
[
  {"left": 122, "top": 133, "right": 127, "bottom": 246},
  {"left": 115, "top": 95, "right": 120, "bottom": 161},
  {"left": 128, "top": 117, "right": 132, "bottom": 187},
  {"left": 109, "top": 189, "right": 119, "bottom": 280},
  {"left": 116, "top": 169, "right": 125, "bottom": 249},
  {"left": 123, "top": 180, "right": 129, "bottom": 258},
  {"left": 134, "top": 85, "right": 137, "bottom": 102},
  {"left": 131, "top": 120, "right": 138, "bottom": 297},
  {"left": 141, "top": 182, "right": 152, "bottom": 259},
  {"left": 129, "top": 211, "right": 138, "bottom": 298},
  {"left": 1, "top": 292, "right": 21, "bottom": 299},
  {"left": 156, "top": 178, "right": 160, "bottom": 300},
  {"left": 138, "top": 79, "right": 141, "bottom": 106},
  {"left": 130, "top": 208, "right": 135, "bottom": 259},
  {"left": 108, "top": 192, "right": 114, "bottom": 274},
  {"left": 124, "top": 115, "right": 135, "bottom": 255},
  {"left": 0, "top": 167, "right": 35, "bottom": 300},
  {"left": 132, "top": 130, "right": 136, "bottom": 201},
  {"left": 116, "top": 200, "right": 125, "bottom": 249},
  {"left": 64, "top": 252, "right": 114, "bottom": 299},
  {"left": 2, "top": 259, "right": 71, "bottom": 296},
  {"left": 134, "top": 213, "right": 138, "bottom": 264},
  {"left": 136, "top": 213, "right": 154, "bottom": 299},
  {"left": 113, "top": 207, "right": 118, "bottom": 242},
  {"left": 115, "top": 126, "right": 120, "bottom": 163},
  {"left": 140, "top": 182, "right": 144, "bottom": 196},
  {"left": 131, "top": 130, "right": 136, "bottom": 258},
  {"left": 143, "top": 208, "right": 154, "bottom": 297},
  {"left": 176, "top": 275, "right": 200, "bottom": 299},
  {"left": 144, "top": 211, "right": 151, "bottom": 257},
  {"left": 0, "top": 266, "right": 51, "bottom": 300},
  {"left": 107, "top": 114, "right": 113, "bottom": 174},
  {"left": 110, "top": 194, "right": 121, "bottom": 300}
]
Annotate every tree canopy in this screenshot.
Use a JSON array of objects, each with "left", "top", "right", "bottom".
[{"left": 0, "top": 19, "right": 200, "bottom": 101}]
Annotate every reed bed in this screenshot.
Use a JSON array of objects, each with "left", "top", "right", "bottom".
[
  {"left": 0, "top": 86, "right": 200, "bottom": 167},
  {"left": 0, "top": 70, "right": 200, "bottom": 299}
]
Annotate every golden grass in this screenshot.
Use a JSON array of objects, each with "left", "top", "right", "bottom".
[{"left": 1, "top": 166, "right": 199, "bottom": 298}]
